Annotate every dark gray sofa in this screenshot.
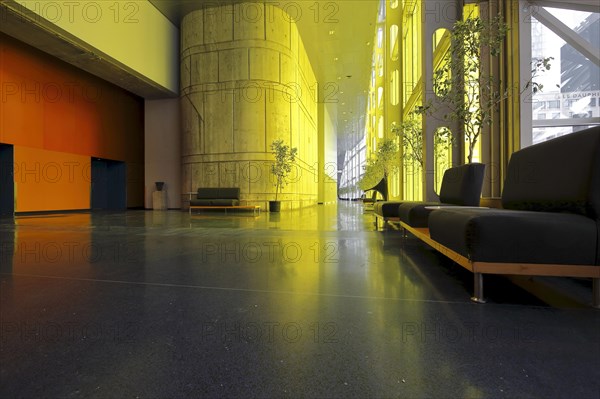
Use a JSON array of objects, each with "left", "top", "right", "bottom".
[
  {"left": 190, "top": 188, "right": 240, "bottom": 207},
  {"left": 426, "top": 126, "right": 600, "bottom": 306},
  {"left": 373, "top": 201, "right": 403, "bottom": 224},
  {"left": 397, "top": 163, "right": 485, "bottom": 227},
  {"left": 374, "top": 163, "right": 485, "bottom": 228}
]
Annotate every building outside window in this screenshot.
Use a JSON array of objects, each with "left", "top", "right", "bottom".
[{"left": 526, "top": 2, "right": 600, "bottom": 144}]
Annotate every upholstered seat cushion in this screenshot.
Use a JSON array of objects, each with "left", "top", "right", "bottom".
[
  {"left": 502, "top": 126, "right": 600, "bottom": 218},
  {"left": 190, "top": 199, "right": 240, "bottom": 206},
  {"left": 197, "top": 187, "right": 240, "bottom": 200},
  {"left": 427, "top": 128, "right": 600, "bottom": 266},
  {"left": 428, "top": 208, "right": 599, "bottom": 265},
  {"left": 397, "top": 202, "right": 451, "bottom": 227},
  {"left": 438, "top": 163, "right": 486, "bottom": 206},
  {"left": 397, "top": 163, "right": 486, "bottom": 227},
  {"left": 373, "top": 201, "right": 403, "bottom": 218},
  {"left": 191, "top": 188, "right": 241, "bottom": 206}
]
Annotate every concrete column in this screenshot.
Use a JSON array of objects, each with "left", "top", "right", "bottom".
[{"left": 180, "top": 3, "right": 319, "bottom": 211}]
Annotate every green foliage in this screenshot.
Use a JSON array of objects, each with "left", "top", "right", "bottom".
[
  {"left": 376, "top": 138, "right": 399, "bottom": 178},
  {"left": 432, "top": 16, "right": 508, "bottom": 163},
  {"left": 358, "top": 137, "right": 398, "bottom": 192},
  {"left": 426, "top": 15, "right": 551, "bottom": 163},
  {"left": 391, "top": 112, "right": 453, "bottom": 170},
  {"left": 433, "top": 127, "right": 453, "bottom": 161},
  {"left": 392, "top": 115, "right": 423, "bottom": 169},
  {"left": 528, "top": 56, "right": 555, "bottom": 94},
  {"left": 358, "top": 157, "right": 383, "bottom": 191},
  {"left": 270, "top": 139, "right": 297, "bottom": 201}
]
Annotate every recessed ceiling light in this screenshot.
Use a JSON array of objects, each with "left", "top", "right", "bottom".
[
  {"left": 329, "top": 30, "right": 335, "bottom": 35},
  {"left": 334, "top": 57, "right": 339, "bottom": 61}
]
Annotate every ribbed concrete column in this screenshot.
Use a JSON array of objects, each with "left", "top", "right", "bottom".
[{"left": 180, "top": 3, "right": 319, "bottom": 210}]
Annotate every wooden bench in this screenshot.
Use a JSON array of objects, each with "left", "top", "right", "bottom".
[
  {"left": 189, "top": 205, "right": 260, "bottom": 216},
  {"left": 400, "top": 222, "right": 600, "bottom": 307},
  {"left": 401, "top": 127, "right": 600, "bottom": 308},
  {"left": 374, "top": 163, "right": 485, "bottom": 230},
  {"left": 374, "top": 213, "right": 399, "bottom": 229}
]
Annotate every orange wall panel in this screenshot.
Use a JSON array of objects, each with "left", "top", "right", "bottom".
[
  {"left": 14, "top": 146, "right": 91, "bottom": 212},
  {"left": 0, "top": 33, "right": 144, "bottom": 210}
]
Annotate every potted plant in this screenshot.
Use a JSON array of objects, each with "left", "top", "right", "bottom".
[
  {"left": 269, "top": 139, "right": 297, "bottom": 212},
  {"left": 393, "top": 112, "right": 454, "bottom": 196},
  {"left": 424, "top": 15, "right": 552, "bottom": 163},
  {"left": 392, "top": 116, "right": 424, "bottom": 171},
  {"left": 358, "top": 137, "right": 398, "bottom": 201}
]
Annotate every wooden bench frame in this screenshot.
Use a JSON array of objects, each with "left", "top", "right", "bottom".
[
  {"left": 399, "top": 221, "right": 600, "bottom": 308},
  {"left": 189, "top": 205, "right": 260, "bottom": 216},
  {"left": 374, "top": 212, "right": 399, "bottom": 230}
]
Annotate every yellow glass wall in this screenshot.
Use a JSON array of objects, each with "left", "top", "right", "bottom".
[
  {"left": 363, "top": 1, "right": 385, "bottom": 198},
  {"left": 401, "top": 1, "right": 422, "bottom": 107},
  {"left": 432, "top": 28, "right": 453, "bottom": 194},
  {"left": 360, "top": 1, "right": 507, "bottom": 201},
  {"left": 463, "top": 3, "right": 481, "bottom": 163},
  {"left": 400, "top": 0, "right": 423, "bottom": 201}
]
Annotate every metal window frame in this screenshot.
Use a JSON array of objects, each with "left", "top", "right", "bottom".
[{"left": 520, "top": 0, "right": 600, "bottom": 148}]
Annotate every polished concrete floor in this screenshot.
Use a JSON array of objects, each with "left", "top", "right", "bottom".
[{"left": 0, "top": 202, "right": 598, "bottom": 398}]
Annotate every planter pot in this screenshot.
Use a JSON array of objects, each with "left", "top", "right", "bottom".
[
  {"left": 155, "top": 182, "right": 165, "bottom": 191},
  {"left": 269, "top": 200, "right": 281, "bottom": 212}
]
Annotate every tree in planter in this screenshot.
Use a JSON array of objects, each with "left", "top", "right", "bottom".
[
  {"left": 427, "top": 15, "right": 552, "bottom": 163},
  {"left": 358, "top": 156, "right": 383, "bottom": 193},
  {"left": 270, "top": 139, "right": 297, "bottom": 206},
  {"left": 430, "top": 16, "right": 508, "bottom": 164},
  {"left": 392, "top": 112, "right": 453, "bottom": 195},
  {"left": 374, "top": 138, "right": 399, "bottom": 182},
  {"left": 392, "top": 115, "right": 424, "bottom": 170},
  {"left": 358, "top": 137, "right": 398, "bottom": 200}
]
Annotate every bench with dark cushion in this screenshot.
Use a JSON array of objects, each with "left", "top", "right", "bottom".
[
  {"left": 397, "top": 163, "right": 485, "bottom": 227},
  {"left": 373, "top": 200, "right": 403, "bottom": 221},
  {"left": 425, "top": 127, "right": 600, "bottom": 306},
  {"left": 190, "top": 188, "right": 240, "bottom": 207},
  {"left": 374, "top": 163, "right": 485, "bottom": 229}
]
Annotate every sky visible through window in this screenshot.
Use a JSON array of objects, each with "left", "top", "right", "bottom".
[{"left": 531, "top": 7, "right": 600, "bottom": 143}]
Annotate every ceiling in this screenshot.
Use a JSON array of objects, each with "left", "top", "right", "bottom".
[
  {"left": 3, "top": 0, "right": 596, "bottom": 162},
  {"left": 148, "top": 0, "right": 380, "bottom": 155},
  {"left": 0, "top": 0, "right": 176, "bottom": 98}
]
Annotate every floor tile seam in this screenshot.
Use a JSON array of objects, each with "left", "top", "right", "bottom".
[
  {"left": 139, "top": 231, "right": 371, "bottom": 238},
  {"left": 0, "top": 272, "right": 478, "bottom": 307},
  {"left": 5, "top": 226, "right": 373, "bottom": 235}
]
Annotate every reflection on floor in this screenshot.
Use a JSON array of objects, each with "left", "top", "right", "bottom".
[{"left": 1, "top": 202, "right": 598, "bottom": 398}]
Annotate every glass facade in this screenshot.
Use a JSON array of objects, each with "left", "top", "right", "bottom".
[
  {"left": 528, "top": 4, "right": 600, "bottom": 144},
  {"left": 340, "top": 0, "right": 598, "bottom": 202}
]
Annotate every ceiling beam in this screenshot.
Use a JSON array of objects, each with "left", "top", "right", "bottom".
[
  {"left": 0, "top": 1, "right": 177, "bottom": 99},
  {"left": 529, "top": 0, "right": 600, "bottom": 13}
]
